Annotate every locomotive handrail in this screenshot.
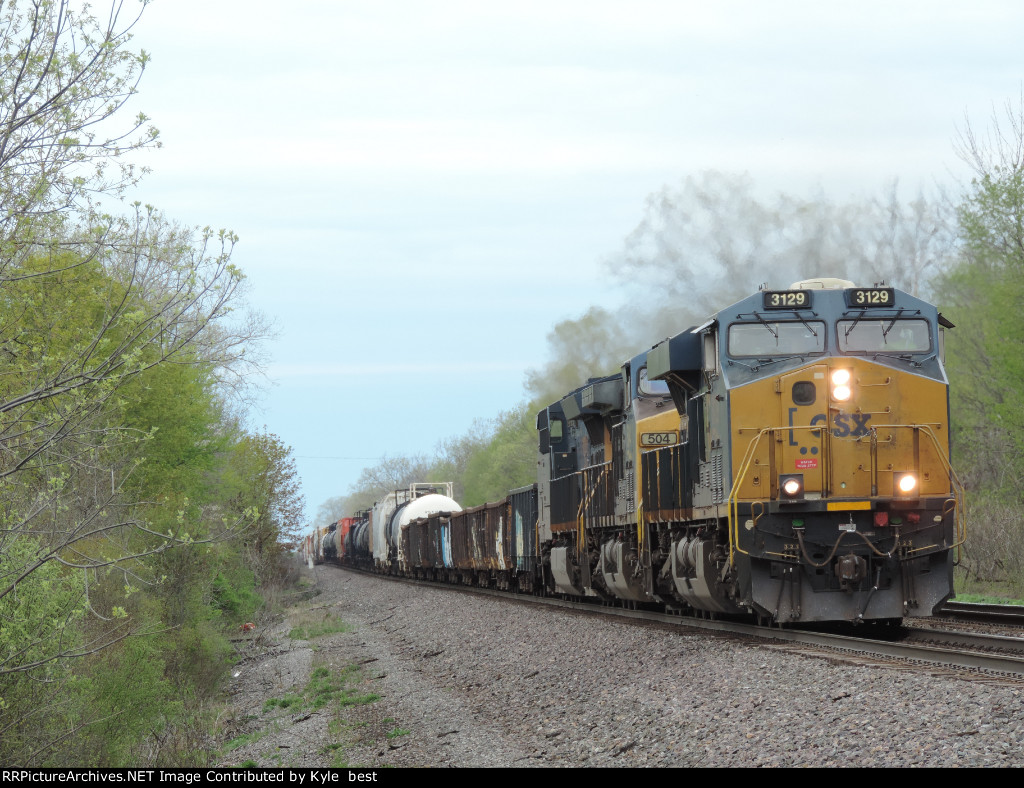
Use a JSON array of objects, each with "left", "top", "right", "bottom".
[
  {"left": 850, "top": 422, "right": 966, "bottom": 559},
  {"left": 869, "top": 422, "right": 967, "bottom": 561},
  {"left": 727, "top": 423, "right": 966, "bottom": 568},
  {"left": 576, "top": 464, "right": 610, "bottom": 552},
  {"left": 728, "top": 427, "right": 773, "bottom": 567}
]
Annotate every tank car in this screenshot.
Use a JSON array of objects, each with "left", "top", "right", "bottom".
[
  {"left": 370, "top": 483, "right": 462, "bottom": 574},
  {"left": 344, "top": 510, "right": 372, "bottom": 567},
  {"left": 536, "top": 278, "right": 964, "bottom": 623},
  {"left": 322, "top": 517, "right": 358, "bottom": 563}
]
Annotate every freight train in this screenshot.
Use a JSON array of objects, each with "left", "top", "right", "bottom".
[{"left": 303, "top": 278, "right": 965, "bottom": 624}]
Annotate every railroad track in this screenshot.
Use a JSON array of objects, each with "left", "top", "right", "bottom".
[
  {"left": 548, "top": 596, "right": 1024, "bottom": 683},
  {"left": 481, "top": 589, "right": 1024, "bottom": 682},
  {"left": 938, "top": 600, "right": 1024, "bottom": 627},
  {"left": 459, "top": 580, "right": 1024, "bottom": 681},
  {"left": 336, "top": 566, "right": 1024, "bottom": 682}
]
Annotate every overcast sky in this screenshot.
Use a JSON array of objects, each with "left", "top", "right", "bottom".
[{"left": 126, "top": 0, "right": 1023, "bottom": 518}]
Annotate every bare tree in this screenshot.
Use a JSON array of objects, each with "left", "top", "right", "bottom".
[
  {"left": 314, "top": 496, "right": 350, "bottom": 528},
  {"left": 954, "top": 88, "right": 1024, "bottom": 181},
  {"left": 523, "top": 172, "right": 959, "bottom": 407},
  {"left": 612, "top": 171, "right": 956, "bottom": 304},
  {"left": 340, "top": 453, "right": 436, "bottom": 514}
]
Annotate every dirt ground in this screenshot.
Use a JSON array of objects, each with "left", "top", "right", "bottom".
[
  {"left": 212, "top": 562, "right": 536, "bottom": 768},
  {"left": 214, "top": 567, "right": 400, "bottom": 768}
]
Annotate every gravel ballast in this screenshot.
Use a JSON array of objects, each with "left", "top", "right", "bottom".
[{"left": 218, "top": 564, "right": 1024, "bottom": 768}]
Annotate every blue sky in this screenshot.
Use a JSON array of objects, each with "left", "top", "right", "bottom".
[{"left": 126, "top": 0, "right": 1024, "bottom": 519}]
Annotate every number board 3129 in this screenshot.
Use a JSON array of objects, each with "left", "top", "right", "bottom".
[
  {"left": 846, "top": 287, "right": 895, "bottom": 307},
  {"left": 762, "top": 290, "right": 810, "bottom": 309}
]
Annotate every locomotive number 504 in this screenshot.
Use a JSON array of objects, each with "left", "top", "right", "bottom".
[{"left": 640, "top": 432, "right": 679, "bottom": 447}]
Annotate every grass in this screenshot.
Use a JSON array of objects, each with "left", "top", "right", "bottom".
[
  {"left": 309, "top": 665, "right": 380, "bottom": 709},
  {"left": 228, "top": 661, "right": 385, "bottom": 768},
  {"left": 223, "top": 606, "right": 399, "bottom": 769},
  {"left": 381, "top": 717, "right": 409, "bottom": 739},
  {"left": 321, "top": 720, "right": 365, "bottom": 767},
  {"left": 306, "top": 667, "right": 403, "bottom": 769},
  {"left": 261, "top": 664, "right": 380, "bottom": 719},
  {"left": 287, "top": 615, "right": 354, "bottom": 641},
  {"left": 953, "top": 593, "right": 1024, "bottom": 605},
  {"left": 953, "top": 576, "right": 1024, "bottom": 604},
  {"left": 221, "top": 728, "right": 271, "bottom": 754},
  {"left": 331, "top": 751, "right": 352, "bottom": 769},
  {"left": 262, "top": 693, "right": 303, "bottom": 714}
]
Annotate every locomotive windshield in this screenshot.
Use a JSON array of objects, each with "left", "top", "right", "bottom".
[
  {"left": 838, "top": 317, "right": 930, "bottom": 353},
  {"left": 638, "top": 367, "right": 670, "bottom": 396},
  {"left": 728, "top": 321, "right": 826, "bottom": 357}
]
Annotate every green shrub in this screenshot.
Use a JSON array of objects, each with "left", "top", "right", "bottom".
[
  {"left": 68, "top": 636, "right": 179, "bottom": 766},
  {"left": 211, "top": 569, "right": 263, "bottom": 622}
]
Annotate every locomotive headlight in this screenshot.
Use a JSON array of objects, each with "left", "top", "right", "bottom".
[
  {"left": 895, "top": 472, "right": 918, "bottom": 496},
  {"left": 779, "top": 473, "right": 804, "bottom": 501},
  {"left": 831, "top": 369, "right": 852, "bottom": 402}
]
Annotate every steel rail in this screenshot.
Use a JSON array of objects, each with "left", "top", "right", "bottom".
[{"left": 333, "top": 566, "right": 1024, "bottom": 678}]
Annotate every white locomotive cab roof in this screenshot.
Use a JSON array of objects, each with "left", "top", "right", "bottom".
[{"left": 788, "top": 277, "right": 856, "bottom": 290}]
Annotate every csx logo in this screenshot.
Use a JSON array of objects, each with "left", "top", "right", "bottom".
[
  {"left": 790, "top": 408, "right": 873, "bottom": 438},
  {"left": 826, "top": 412, "right": 873, "bottom": 437}
]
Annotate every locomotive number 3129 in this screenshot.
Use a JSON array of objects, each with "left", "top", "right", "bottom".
[{"left": 762, "top": 290, "right": 809, "bottom": 309}]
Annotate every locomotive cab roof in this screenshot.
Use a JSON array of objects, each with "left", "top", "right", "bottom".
[
  {"left": 787, "top": 277, "right": 856, "bottom": 290},
  {"left": 559, "top": 373, "right": 624, "bottom": 421}
]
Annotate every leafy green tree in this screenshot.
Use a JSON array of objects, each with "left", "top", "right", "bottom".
[
  {"left": 0, "top": 2, "right": 278, "bottom": 764},
  {"left": 524, "top": 305, "right": 632, "bottom": 406},
  {"left": 422, "top": 419, "right": 495, "bottom": 503},
  {"left": 942, "top": 95, "right": 1024, "bottom": 491},
  {"left": 0, "top": 235, "right": 258, "bottom": 665},
  {"left": 121, "top": 360, "right": 227, "bottom": 501},
  {"left": 460, "top": 405, "right": 536, "bottom": 506},
  {"left": 323, "top": 406, "right": 539, "bottom": 518},
  {"left": 0, "top": 0, "right": 157, "bottom": 232},
  {"left": 932, "top": 94, "right": 1024, "bottom": 588},
  {"left": 222, "top": 432, "right": 305, "bottom": 584}
]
